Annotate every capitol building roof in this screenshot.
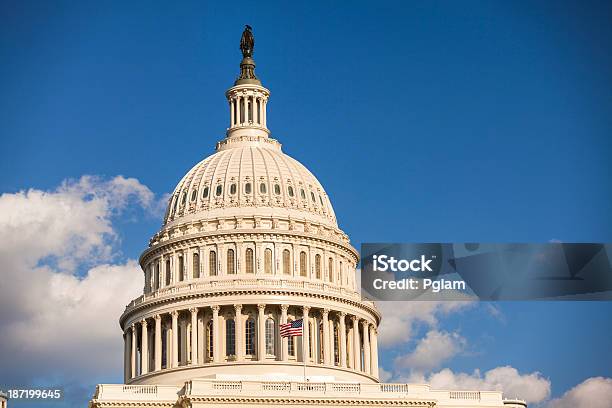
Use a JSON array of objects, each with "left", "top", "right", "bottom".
[{"left": 164, "top": 139, "right": 337, "bottom": 230}]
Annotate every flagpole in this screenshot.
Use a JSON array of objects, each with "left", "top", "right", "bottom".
[{"left": 302, "top": 321, "right": 306, "bottom": 383}]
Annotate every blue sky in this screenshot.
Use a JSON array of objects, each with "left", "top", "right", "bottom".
[{"left": 1, "top": 1, "right": 611, "bottom": 407}]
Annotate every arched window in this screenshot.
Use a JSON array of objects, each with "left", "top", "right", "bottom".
[
  {"left": 206, "top": 320, "right": 214, "bottom": 359},
  {"left": 154, "top": 262, "right": 160, "bottom": 289},
  {"left": 328, "top": 258, "right": 333, "bottom": 282},
  {"left": 274, "top": 184, "right": 281, "bottom": 195},
  {"left": 181, "top": 191, "right": 187, "bottom": 205},
  {"left": 165, "top": 259, "right": 171, "bottom": 285},
  {"left": 226, "top": 319, "right": 235, "bottom": 356},
  {"left": 264, "top": 248, "right": 272, "bottom": 274},
  {"left": 299, "top": 251, "right": 307, "bottom": 277},
  {"left": 334, "top": 322, "right": 340, "bottom": 366},
  {"left": 265, "top": 318, "right": 275, "bottom": 355},
  {"left": 245, "top": 318, "right": 255, "bottom": 355},
  {"left": 245, "top": 248, "right": 254, "bottom": 274},
  {"left": 193, "top": 253, "right": 200, "bottom": 279},
  {"left": 215, "top": 185, "right": 222, "bottom": 196},
  {"left": 315, "top": 254, "right": 321, "bottom": 279},
  {"left": 230, "top": 183, "right": 237, "bottom": 195},
  {"left": 259, "top": 183, "right": 267, "bottom": 194},
  {"left": 191, "top": 190, "right": 197, "bottom": 201},
  {"left": 311, "top": 191, "right": 316, "bottom": 202},
  {"left": 178, "top": 256, "right": 184, "bottom": 281},
  {"left": 319, "top": 195, "right": 324, "bottom": 206},
  {"left": 282, "top": 249, "right": 291, "bottom": 275},
  {"left": 227, "top": 249, "right": 235, "bottom": 274},
  {"left": 288, "top": 319, "right": 295, "bottom": 356},
  {"left": 245, "top": 182, "right": 252, "bottom": 194},
  {"left": 209, "top": 250, "right": 217, "bottom": 276},
  {"left": 202, "top": 186, "right": 209, "bottom": 199},
  {"left": 300, "top": 189, "right": 306, "bottom": 200},
  {"left": 288, "top": 185, "right": 294, "bottom": 197}
]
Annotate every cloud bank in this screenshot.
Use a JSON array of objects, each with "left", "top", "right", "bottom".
[{"left": 0, "top": 176, "right": 158, "bottom": 385}]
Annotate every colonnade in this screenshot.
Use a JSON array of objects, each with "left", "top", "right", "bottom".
[
  {"left": 229, "top": 93, "right": 267, "bottom": 128},
  {"left": 124, "top": 303, "right": 378, "bottom": 381}
]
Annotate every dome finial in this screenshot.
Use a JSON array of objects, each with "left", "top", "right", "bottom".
[{"left": 235, "top": 25, "right": 261, "bottom": 85}]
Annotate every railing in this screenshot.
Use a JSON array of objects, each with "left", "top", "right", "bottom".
[
  {"left": 127, "top": 277, "right": 363, "bottom": 308},
  {"left": 449, "top": 391, "right": 481, "bottom": 400},
  {"left": 93, "top": 381, "right": 504, "bottom": 406}
]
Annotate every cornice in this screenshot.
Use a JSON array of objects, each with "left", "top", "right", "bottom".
[
  {"left": 120, "top": 286, "right": 380, "bottom": 328},
  {"left": 140, "top": 228, "right": 358, "bottom": 266}
]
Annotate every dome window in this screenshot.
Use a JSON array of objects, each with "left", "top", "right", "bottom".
[
  {"left": 191, "top": 190, "right": 197, "bottom": 201},
  {"left": 181, "top": 192, "right": 187, "bottom": 205},
  {"left": 319, "top": 195, "right": 324, "bottom": 206},
  {"left": 215, "top": 185, "right": 222, "bottom": 196},
  {"left": 202, "top": 186, "right": 209, "bottom": 199},
  {"left": 300, "top": 189, "right": 306, "bottom": 200},
  {"left": 310, "top": 192, "right": 316, "bottom": 202},
  {"left": 245, "top": 182, "right": 252, "bottom": 194},
  {"left": 288, "top": 186, "right": 294, "bottom": 197},
  {"left": 259, "top": 183, "right": 267, "bottom": 194},
  {"left": 230, "top": 183, "right": 237, "bottom": 195},
  {"left": 274, "top": 184, "right": 281, "bottom": 195}
]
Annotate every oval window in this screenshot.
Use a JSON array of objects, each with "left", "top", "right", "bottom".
[
  {"left": 230, "top": 183, "right": 237, "bottom": 195},
  {"left": 300, "top": 189, "right": 306, "bottom": 200},
  {"left": 215, "top": 185, "right": 222, "bottom": 196},
  {"left": 288, "top": 186, "right": 294, "bottom": 197},
  {"left": 202, "top": 186, "right": 209, "bottom": 198},
  {"left": 274, "top": 184, "right": 281, "bottom": 195},
  {"left": 191, "top": 190, "right": 197, "bottom": 201},
  {"left": 245, "top": 182, "right": 252, "bottom": 194},
  {"left": 260, "top": 183, "right": 267, "bottom": 194}
]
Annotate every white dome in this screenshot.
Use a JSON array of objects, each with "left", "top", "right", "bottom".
[{"left": 163, "top": 138, "right": 338, "bottom": 230}]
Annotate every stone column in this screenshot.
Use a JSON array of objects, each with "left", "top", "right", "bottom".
[
  {"left": 124, "top": 331, "right": 130, "bottom": 381},
  {"left": 234, "top": 304, "right": 243, "bottom": 361},
  {"left": 302, "top": 306, "right": 310, "bottom": 363},
  {"left": 347, "top": 325, "right": 354, "bottom": 369},
  {"left": 212, "top": 305, "right": 220, "bottom": 363},
  {"left": 154, "top": 315, "right": 162, "bottom": 371},
  {"left": 370, "top": 324, "right": 379, "bottom": 378},
  {"left": 322, "top": 309, "right": 330, "bottom": 365},
  {"left": 352, "top": 316, "right": 360, "bottom": 371},
  {"left": 190, "top": 308, "right": 198, "bottom": 365},
  {"left": 362, "top": 320, "right": 371, "bottom": 374},
  {"left": 339, "top": 312, "right": 347, "bottom": 367},
  {"left": 257, "top": 304, "right": 266, "bottom": 360},
  {"left": 230, "top": 98, "right": 235, "bottom": 126},
  {"left": 263, "top": 99, "right": 267, "bottom": 127},
  {"left": 280, "top": 304, "right": 289, "bottom": 361},
  {"left": 171, "top": 311, "right": 179, "bottom": 368},
  {"left": 130, "top": 324, "right": 137, "bottom": 378},
  {"left": 140, "top": 319, "right": 148, "bottom": 375}
]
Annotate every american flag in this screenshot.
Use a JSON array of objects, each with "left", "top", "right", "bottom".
[{"left": 280, "top": 319, "right": 303, "bottom": 337}]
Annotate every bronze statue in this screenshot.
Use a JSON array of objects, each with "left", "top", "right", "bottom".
[{"left": 240, "top": 25, "right": 254, "bottom": 58}]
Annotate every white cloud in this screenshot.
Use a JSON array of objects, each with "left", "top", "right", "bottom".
[
  {"left": 376, "top": 300, "right": 473, "bottom": 348},
  {"left": 547, "top": 377, "right": 612, "bottom": 408},
  {"left": 417, "top": 366, "right": 551, "bottom": 404},
  {"left": 0, "top": 176, "right": 158, "bottom": 383},
  {"left": 378, "top": 367, "right": 393, "bottom": 382},
  {"left": 394, "top": 330, "right": 466, "bottom": 373}
]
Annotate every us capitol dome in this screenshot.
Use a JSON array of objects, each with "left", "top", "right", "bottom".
[{"left": 89, "top": 26, "right": 527, "bottom": 408}]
